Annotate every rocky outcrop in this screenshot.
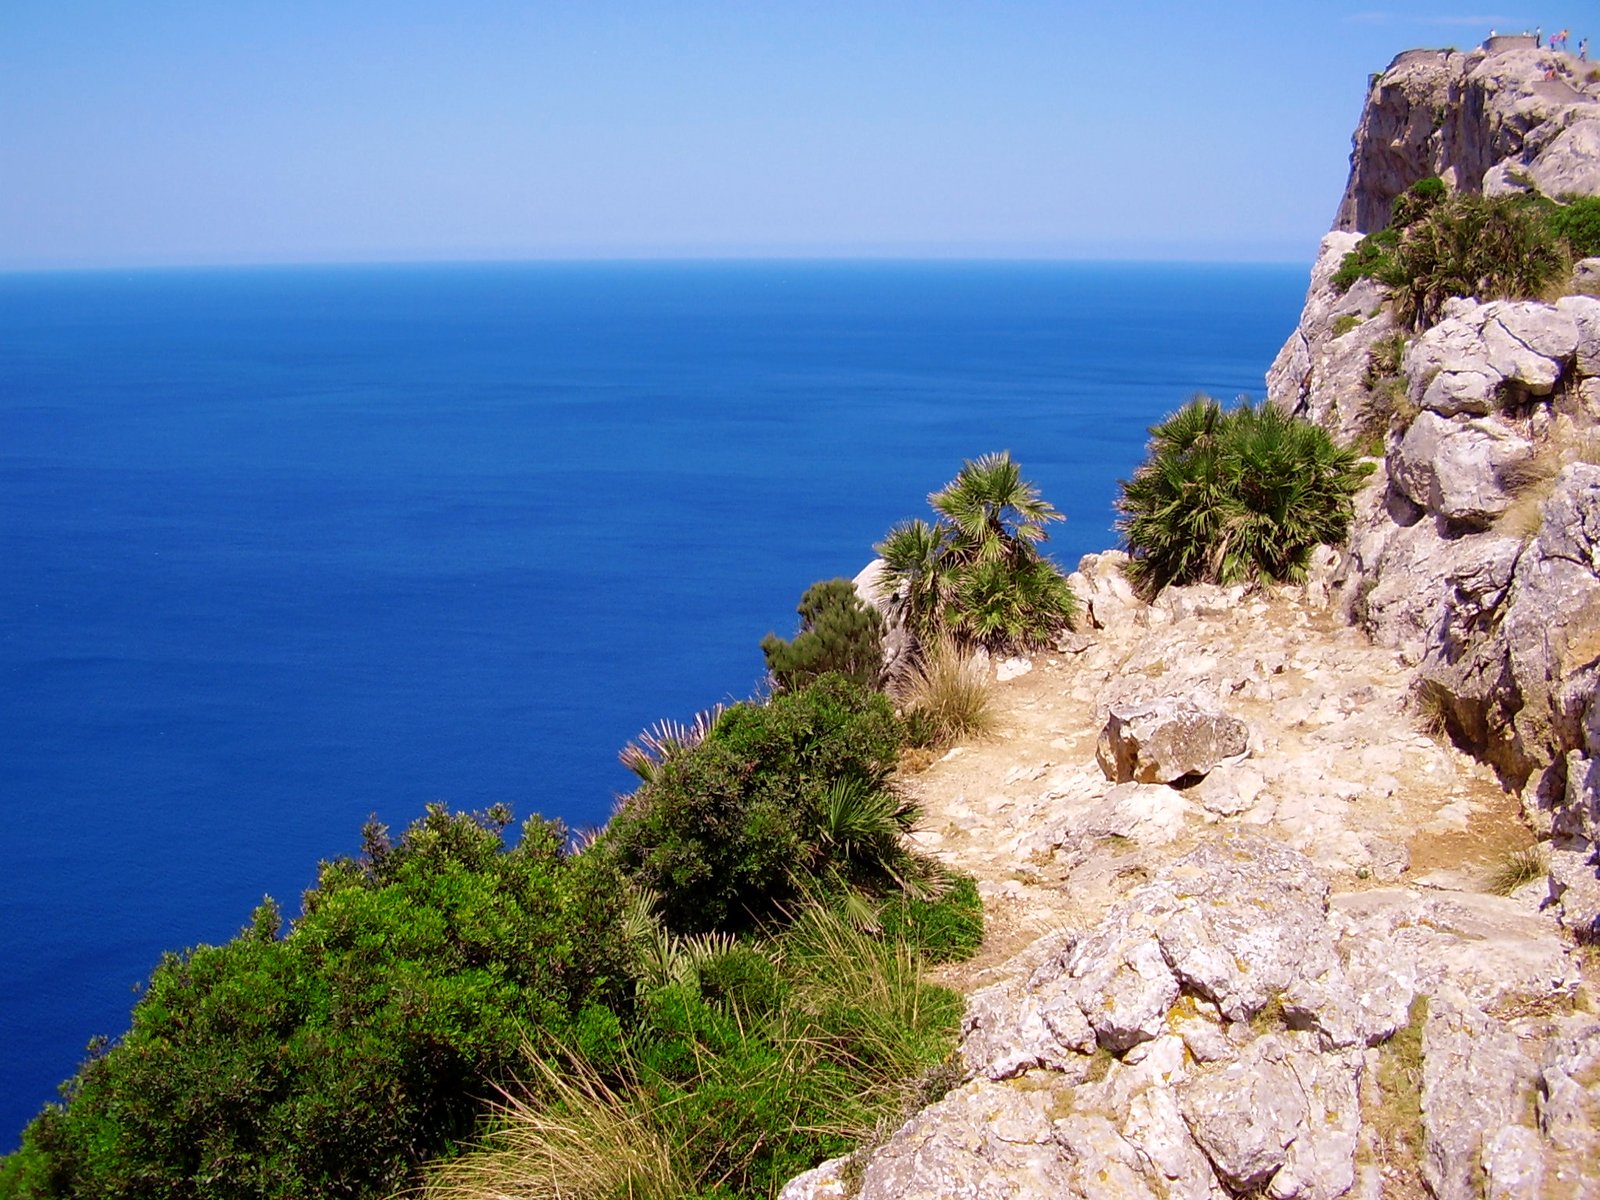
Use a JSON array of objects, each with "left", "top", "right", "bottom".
[
  {"left": 1095, "top": 698, "right": 1249, "bottom": 784},
  {"left": 1269, "top": 40, "right": 1600, "bottom": 935},
  {"left": 852, "top": 558, "right": 915, "bottom": 683},
  {"left": 783, "top": 837, "right": 1591, "bottom": 1200},
  {"left": 1334, "top": 47, "right": 1600, "bottom": 234},
  {"left": 1420, "top": 464, "right": 1600, "bottom": 935},
  {"left": 785, "top": 44, "right": 1600, "bottom": 1200},
  {"left": 1266, "top": 232, "right": 1400, "bottom": 445}
]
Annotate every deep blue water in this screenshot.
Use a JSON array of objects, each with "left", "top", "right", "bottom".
[{"left": 0, "top": 260, "right": 1306, "bottom": 1147}]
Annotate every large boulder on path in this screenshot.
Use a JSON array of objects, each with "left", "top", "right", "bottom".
[{"left": 1096, "top": 697, "right": 1249, "bottom": 784}]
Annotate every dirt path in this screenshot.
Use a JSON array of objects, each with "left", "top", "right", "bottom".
[{"left": 905, "top": 564, "right": 1532, "bottom": 993}]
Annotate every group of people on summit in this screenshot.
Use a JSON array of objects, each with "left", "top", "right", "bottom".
[
  {"left": 1546, "top": 28, "right": 1588, "bottom": 59},
  {"left": 1491, "top": 26, "right": 1589, "bottom": 60}
]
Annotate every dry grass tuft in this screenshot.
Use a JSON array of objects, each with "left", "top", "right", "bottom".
[
  {"left": 1485, "top": 844, "right": 1549, "bottom": 897},
  {"left": 1495, "top": 433, "right": 1600, "bottom": 541},
  {"left": 1410, "top": 678, "right": 1453, "bottom": 740},
  {"left": 416, "top": 1051, "right": 689, "bottom": 1200},
  {"left": 898, "top": 635, "right": 996, "bottom": 747}
]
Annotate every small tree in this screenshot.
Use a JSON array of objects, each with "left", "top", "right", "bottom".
[
  {"left": 761, "top": 578, "right": 884, "bottom": 691},
  {"left": 874, "top": 453, "right": 1076, "bottom": 652}
]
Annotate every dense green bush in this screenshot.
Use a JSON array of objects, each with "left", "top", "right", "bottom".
[
  {"left": 1548, "top": 195, "right": 1600, "bottom": 258},
  {"left": 0, "top": 807, "right": 630, "bottom": 1200},
  {"left": 1117, "top": 397, "right": 1372, "bottom": 599},
  {"left": 874, "top": 452, "right": 1076, "bottom": 651},
  {"left": 1333, "top": 181, "right": 1578, "bottom": 328},
  {"left": 603, "top": 675, "right": 914, "bottom": 934},
  {"left": 1329, "top": 176, "right": 1444, "bottom": 291},
  {"left": 761, "top": 577, "right": 885, "bottom": 691},
  {"left": 878, "top": 872, "right": 985, "bottom": 963}
]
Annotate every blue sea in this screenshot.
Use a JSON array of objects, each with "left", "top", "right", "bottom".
[{"left": 0, "top": 260, "right": 1306, "bottom": 1146}]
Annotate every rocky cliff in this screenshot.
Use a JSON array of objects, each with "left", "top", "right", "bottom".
[
  {"left": 1333, "top": 45, "right": 1600, "bottom": 233},
  {"left": 780, "top": 40, "right": 1600, "bottom": 1200},
  {"left": 1271, "top": 40, "right": 1600, "bottom": 942}
]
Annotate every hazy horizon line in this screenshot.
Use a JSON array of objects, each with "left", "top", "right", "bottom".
[{"left": 0, "top": 250, "right": 1316, "bottom": 277}]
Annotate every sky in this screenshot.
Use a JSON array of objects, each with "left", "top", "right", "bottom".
[{"left": 2, "top": 1, "right": 1595, "bottom": 270}]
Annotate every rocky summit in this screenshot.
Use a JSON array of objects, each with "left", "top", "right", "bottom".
[{"left": 787, "top": 39, "right": 1600, "bottom": 1200}]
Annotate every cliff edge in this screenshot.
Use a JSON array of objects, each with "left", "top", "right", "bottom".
[{"left": 782, "top": 40, "right": 1600, "bottom": 1200}]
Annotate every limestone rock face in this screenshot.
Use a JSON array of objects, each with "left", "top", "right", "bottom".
[
  {"left": 1267, "top": 232, "right": 1398, "bottom": 443},
  {"left": 1334, "top": 46, "right": 1600, "bottom": 234},
  {"left": 1406, "top": 299, "right": 1583, "bottom": 413},
  {"left": 852, "top": 557, "right": 914, "bottom": 683},
  {"left": 785, "top": 835, "right": 1590, "bottom": 1200},
  {"left": 1066, "top": 550, "right": 1143, "bottom": 635},
  {"left": 1095, "top": 698, "right": 1249, "bottom": 785},
  {"left": 1420, "top": 463, "right": 1600, "bottom": 790},
  {"left": 1389, "top": 410, "right": 1532, "bottom": 525}
]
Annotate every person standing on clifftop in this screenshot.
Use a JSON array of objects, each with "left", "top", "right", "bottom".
[
  {"left": 1555, "top": 29, "right": 1570, "bottom": 52},
  {"left": 1581, "top": 37, "right": 1590, "bottom": 61}
]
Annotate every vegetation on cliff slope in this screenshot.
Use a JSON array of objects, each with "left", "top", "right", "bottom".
[
  {"left": 1, "top": 676, "right": 980, "bottom": 1200},
  {"left": 1334, "top": 177, "right": 1600, "bottom": 328},
  {"left": 761, "top": 578, "right": 886, "bottom": 692},
  {"left": 416, "top": 898, "right": 970, "bottom": 1200},
  {"left": 1117, "top": 397, "right": 1370, "bottom": 599}
]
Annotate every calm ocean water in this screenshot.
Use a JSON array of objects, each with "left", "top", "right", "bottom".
[{"left": 0, "top": 260, "right": 1306, "bottom": 1146}]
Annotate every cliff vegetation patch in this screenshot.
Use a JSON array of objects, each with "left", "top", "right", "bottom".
[
  {"left": 2, "top": 675, "right": 982, "bottom": 1200},
  {"left": 874, "top": 451, "right": 1077, "bottom": 653},
  {"left": 1116, "top": 397, "right": 1371, "bottom": 599},
  {"left": 1334, "top": 177, "right": 1600, "bottom": 330}
]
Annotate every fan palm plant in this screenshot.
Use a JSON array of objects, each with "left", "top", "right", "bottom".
[
  {"left": 930, "top": 451, "right": 1061, "bottom": 563},
  {"left": 874, "top": 453, "right": 1075, "bottom": 652},
  {"left": 1118, "top": 397, "right": 1371, "bottom": 599}
]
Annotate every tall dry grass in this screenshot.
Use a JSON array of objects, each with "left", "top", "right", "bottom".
[
  {"left": 414, "top": 1051, "right": 690, "bottom": 1200},
  {"left": 898, "top": 635, "right": 995, "bottom": 747}
]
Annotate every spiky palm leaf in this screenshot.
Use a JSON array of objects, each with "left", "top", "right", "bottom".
[
  {"left": 931, "top": 451, "right": 1063, "bottom": 564},
  {"left": 875, "top": 517, "right": 954, "bottom": 643},
  {"left": 619, "top": 705, "right": 727, "bottom": 782}
]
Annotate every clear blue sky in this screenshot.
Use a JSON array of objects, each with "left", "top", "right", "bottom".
[{"left": 2, "top": 2, "right": 1592, "bottom": 269}]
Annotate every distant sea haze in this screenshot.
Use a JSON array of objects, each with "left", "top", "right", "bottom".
[{"left": 0, "top": 259, "right": 1307, "bottom": 1146}]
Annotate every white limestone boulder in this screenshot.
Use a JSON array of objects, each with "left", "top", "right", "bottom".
[{"left": 1096, "top": 697, "right": 1250, "bottom": 785}]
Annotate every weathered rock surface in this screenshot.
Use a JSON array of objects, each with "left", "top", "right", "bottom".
[
  {"left": 1334, "top": 46, "right": 1600, "bottom": 235},
  {"left": 1267, "top": 232, "right": 1399, "bottom": 444},
  {"left": 789, "top": 44, "right": 1600, "bottom": 1200},
  {"left": 785, "top": 837, "right": 1589, "bottom": 1200},
  {"left": 1390, "top": 409, "right": 1533, "bottom": 525},
  {"left": 852, "top": 557, "right": 914, "bottom": 683},
  {"left": 1095, "top": 697, "right": 1249, "bottom": 784}
]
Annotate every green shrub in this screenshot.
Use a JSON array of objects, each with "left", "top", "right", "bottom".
[
  {"left": 419, "top": 903, "right": 969, "bottom": 1200},
  {"left": 1117, "top": 397, "right": 1373, "bottom": 599},
  {"left": 1330, "top": 226, "right": 1399, "bottom": 291},
  {"left": 878, "top": 873, "right": 985, "bottom": 963},
  {"left": 1, "top": 807, "right": 631, "bottom": 1200},
  {"left": 1333, "top": 184, "right": 1571, "bottom": 328},
  {"left": 604, "top": 675, "right": 913, "bottom": 934},
  {"left": 761, "top": 578, "right": 885, "bottom": 692},
  {"left": 1549, "top": 195, "right": 1600, "bottom": 258},
  {"left": 1330, "top": 313, "right": 1363, "bottom": 337},
  {"left": 874, "top": 452, "right": 1076, "bottom": 652},
  {"left": 1385, "top": 192, "right": 1565, "bottom": 328},
  {"left": 1390, "top": 174, "right": 1446, "bottom": 227}
]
